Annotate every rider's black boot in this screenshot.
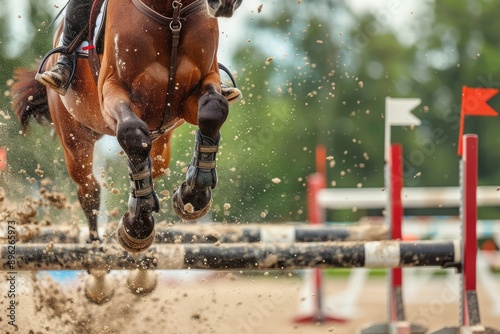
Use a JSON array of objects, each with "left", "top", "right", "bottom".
[{"left": 219, "top": 63, "right": 243, "bottom": 104}]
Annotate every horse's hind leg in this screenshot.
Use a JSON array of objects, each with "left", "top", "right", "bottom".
[
  {"left": 50, "top": 101, "right": 102, "bottom": 241},
  {"left": 85, "top": 269, "right": 115, "bottom": 304},
  {"left": 173, "top": 83, "right": 229, "bottom": 220}
]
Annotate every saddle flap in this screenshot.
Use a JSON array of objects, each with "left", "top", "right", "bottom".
[{"left": 86, "top": 0, "right": 108, "bottom": 84}]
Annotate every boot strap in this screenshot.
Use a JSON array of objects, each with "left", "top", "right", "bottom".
[
  {"left": 195, "top": 143, "right": 218, "bottom": 153},
  {"left": 129, "top": 169, "right": 151, "bottom": 181},
  {"left": 128, "top": 161, "right": 154, "bottom": 198},
  {"left": 130, "top": 170, "right": 154, "bottom": 198},
  {"left": 131, "top": 186, "right": 153, "bottom": 198},
  {"left": 193, "top": 159, "right": 216, "bottom": 169},
  {"left": 193, "top": 142, "right": 218, "bottom": 170}
]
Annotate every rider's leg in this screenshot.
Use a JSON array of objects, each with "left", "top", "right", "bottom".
[
  {"left": 218, "top": 63, "right": 243, "bottom": 104},
  {"left": 36, "top": 0, "right": 93, "bottom": 95},
  {"left": 221, "top": 83, "right": 243, "bottom": 104}
]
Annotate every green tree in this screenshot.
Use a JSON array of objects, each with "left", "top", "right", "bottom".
[
  {"left": 217, "top": 0, "right": 500, "bottom": 222},
  {"left": 0, "top": 1, "right": 74, "bottom": 203}
]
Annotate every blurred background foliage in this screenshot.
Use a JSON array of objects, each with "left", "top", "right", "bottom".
[{"left": 1, "top": 0, "right": 500, "bottom": 226}]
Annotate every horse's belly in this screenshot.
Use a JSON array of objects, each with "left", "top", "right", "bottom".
[
  {"left": 58, "top": 60, "right": 114, "bottom": 135},
  {"left": 60, "top": 90, "right": 113, "bottom": 136}
]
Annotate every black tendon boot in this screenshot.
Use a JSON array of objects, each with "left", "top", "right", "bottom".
[
  {"left": 172, "top": 130, "right": 219, "bottom": 220},
  {"left": 118, "top": 157, "right": 160, "bottom": 253},
  {"left": 36, "top": 0, "right": 93, "bottom": 95},
  {"left": 186, "top": 131, "right": 219, "bottom": 190}
]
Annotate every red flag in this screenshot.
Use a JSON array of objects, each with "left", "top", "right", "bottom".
[{"left": 458, "top": 86, "right": 498, "bottom": 155}]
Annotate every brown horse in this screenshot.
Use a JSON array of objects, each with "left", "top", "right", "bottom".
[{"left": 11, "top": 0, "right": 242, "bottom": 253}]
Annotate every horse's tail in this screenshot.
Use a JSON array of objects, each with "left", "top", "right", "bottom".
[{"left": 10, "top": 66, "right": 51, "bottom": 133}]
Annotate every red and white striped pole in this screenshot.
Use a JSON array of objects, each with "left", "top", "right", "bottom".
[
  {"left": 388, "top": 144, "right": 405, "bottom": 324},
  {"left": 294, "top": 145, "right": 346, "bottom": 323},
  {"left": 359, "top": 144, "right": 426, "bottom": 333},
  {"left": 461, "top": 134, "right": 479, "bottom": 327},
  {"left": 431, "top": 134, "right": 500, "bottom": 333}
]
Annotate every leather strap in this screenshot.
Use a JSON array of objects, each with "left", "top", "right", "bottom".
[
  {"left": 196, "top": 143, "right": 218, "bottom": 153},
  {"left": 131, "top": 0, "right": 207, "bottom": 138},
  {"left": 131, "top": 0, "right": 205, "bottom": 26},
  {"left": 88, "top": 0, "right": 108, "bottom": 85},
  {"left": 165, "top": 1, "right": 182, "bottom": 133}
]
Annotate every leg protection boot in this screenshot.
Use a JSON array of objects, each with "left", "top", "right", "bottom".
[{"left": 172, "top": 130, "right": 220, "bottom": 220}]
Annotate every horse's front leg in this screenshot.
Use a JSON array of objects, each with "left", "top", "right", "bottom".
[
  {"left": 173, "top": 83, "right": 229, "bottom": 220},
  {"left": 107, "top": 99, "right": 159, "bottom": 253}
]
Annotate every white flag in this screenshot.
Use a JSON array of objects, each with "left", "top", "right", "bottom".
[{"left": 384, "top": 97, "right": 422, "bottom": 160}]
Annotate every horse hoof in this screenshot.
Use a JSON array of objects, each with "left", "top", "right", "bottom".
[
  {"left": 172, "top": 183, "right": 212, "bottom": 220},
  {"left": 117, "top": 213, "right": 155, "bottom": 253},
  {"left": 84, "top": 269, "right": 114, "bottom": 304},
  {"left": 127, "top": 269, "right": 157, "bottom": 295}
]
